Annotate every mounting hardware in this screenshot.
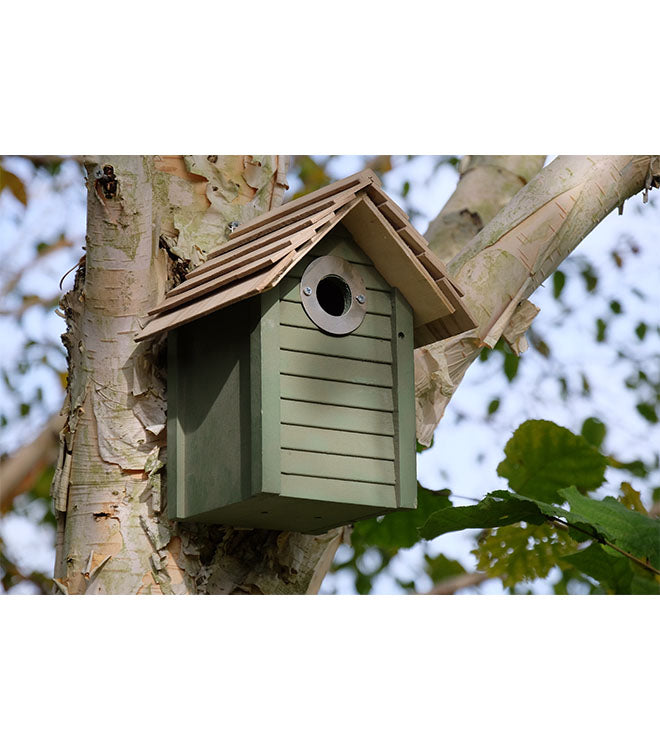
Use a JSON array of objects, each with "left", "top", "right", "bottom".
[{"left": 300, "top": 256, "right": 367, "bottom": 335}]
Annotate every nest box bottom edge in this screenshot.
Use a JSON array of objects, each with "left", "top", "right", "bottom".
[{"left": 171, "top": 491, "right": 412, "bottom": 536}]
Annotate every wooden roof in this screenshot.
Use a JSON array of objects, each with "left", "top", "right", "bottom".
[{"left": 135, "top": 169, "right": 475, "bottom": 347}]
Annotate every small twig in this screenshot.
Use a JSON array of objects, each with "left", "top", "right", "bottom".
[
  {"left": 424, "top": 572, "right": 489, "bottom": 595},
  {"left": 0, "top": 294, "right": 62, "bottom": 317},
  {"left": 0, "top": 237, "right": 74, "bottom": 298}
]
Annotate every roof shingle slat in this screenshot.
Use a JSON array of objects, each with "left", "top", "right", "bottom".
[
  {"left": 190, "top": 206, "right": 339, "bottom": 281},
  {"left": 135, "top": 250, "right": 298, "bottom": 342},
  {"left": 228, "top": 171, "right": 376, "bottom": 240},
  {"left": 149, "top": 244, "right": 296, "bottom": 316},
  {"left": 135, "top": 169, "right": 476, "bottom": 347},
  {"left": 340, "top": 196, "right": 455, "bottom": 326},
  {"left": 200, "top": 185, "right": 361, "bottom": 261}
]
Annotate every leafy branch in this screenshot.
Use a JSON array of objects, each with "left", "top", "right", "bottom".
[{"left": 418, "top": 420, "right": 660, "bottom": 594}]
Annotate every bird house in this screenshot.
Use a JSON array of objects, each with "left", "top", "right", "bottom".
[{"left": 136, "top": 169, "right": 475, "bottom": 534}]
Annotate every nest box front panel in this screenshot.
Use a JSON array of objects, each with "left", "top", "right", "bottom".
[{"left": 274, "top": 227, "right": 416, "bottom": 532}]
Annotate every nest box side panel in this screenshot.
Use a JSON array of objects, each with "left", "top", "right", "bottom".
[{"left": 167, "top": 298, "right": 266, "bottom": 521}]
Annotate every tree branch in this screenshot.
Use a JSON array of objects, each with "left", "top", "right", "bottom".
[
  {"left": 0, "top": 411, "right": 65, "bottom": 514},
  {"left": 415, "top": 155, "right": 659, "bottom": 444},
  {"left": 424, "top": 572, "right": 489, "bottom": 594},
  {"left": 425, "top": 156, "right": 546, "bottom": 264},
  {"left": 0, "top": 237, "right": 74, "bottom": 298}
]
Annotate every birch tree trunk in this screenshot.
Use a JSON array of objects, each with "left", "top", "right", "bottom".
[
  {"left": 51, "top": 154, "right": 658, "bottom": 594},
  {"left": 51, "top": 155, "right": 347, "bottom": 594}
]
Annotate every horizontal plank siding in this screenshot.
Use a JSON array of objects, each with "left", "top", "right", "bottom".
[
  {"left": 280, "top": 300, "right": 392, "bottom": 339},
  {"left": 280, "top": 325, "right": 393, "bottom": 364},
  {"left": 281, "top": 474, "right": 398, "bottom": 508},
  {"left": 281, "top": 399, "right": 394, "bottom": 435},
  {"left": 281, "top": 424, "right": 395, "bottom": 460},
  {"left": 277, "top": 233, "right": 401, "bottom": 508},
  {"left": 281, "top": 450, "right": 395, "bottom": 484},
  {"left": 281, "top": 283, "right": 393, "bottom": 316},
  {"left": 286, "top": 255, "right": 391, "bottom": 292},
  {"left": 280, "top": 374, "right": 393, "bottom": 411},
  {"left": 281, "top": 350, "right": 393, "bottom": 387}
]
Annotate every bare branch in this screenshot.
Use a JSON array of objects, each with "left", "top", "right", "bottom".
[
  {"left": 12, "top": 155, "right": 84, "bottom": 168},
  {"left": 424, "top": 572, "right": 489, "bottom": 594},
  {"left": 0, "top": 294, "right": 62, "bottom": 317},
  {"left": 0, "top": 237, "right": 74, "bottom": 298},
  {"left": 0, "top": 411, "right": 65, "bottom": 514}
]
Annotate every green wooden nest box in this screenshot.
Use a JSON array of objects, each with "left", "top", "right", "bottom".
[{"left": 136, "top": 169, "right": 475, "bottom": 533}]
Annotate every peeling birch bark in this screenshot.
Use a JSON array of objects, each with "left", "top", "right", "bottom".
[
  {"left": 415, "top": 155, "right": 659, "bottom": 445},
  {"left": 425, "top": 156, "right": 546, "bottom": 264},
  {"left": 53, "top": 154, "right": 349, "bottom": 595},
  {"left": 53, "top": 154, "right": 658, "bottom": 593}
]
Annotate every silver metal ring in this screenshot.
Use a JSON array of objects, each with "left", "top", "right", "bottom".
[{"left": 300, "top": 256, "right": 367, "bottom": 335}]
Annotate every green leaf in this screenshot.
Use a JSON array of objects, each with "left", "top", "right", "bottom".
[
  {"left": 487, "top": 398, "right": 500, "bottom": 416},
  {"left": 596, "top": 318, "right": 607, "bottom": 342},
  {"left": 562, "top": 544, "right": 634, "bottom": 594},
  {"left": 581, "top": 265, "right": 598, "bottom": 292},
  {"left": 609, "top": 300, "right": 622, "bottom": 315},
  {"left": 424, "top": 553, "right": 466, "bottom": 583},
  {"left": 352, "top": 484, "right": 451, "bottom": 553},
  {"left": 580, "top": 417, "right": 606, "bottom": 449},
  {"left": 636, "top": 402, "right": 658, "bottom": 424},
  {"left": 635, "top": 322, "right": 648, "bottom": 341},
  {"left": 607, "top": 455, "right": 649, "bottom": 478},
  {"left": 552, "top": 270, "right": 566, "bottom": 299},
  {"left": 419, "top": 491, "right": 545, "bottom": 540},
  {"left": 475, "top": 522, "right": 578, "bottom": 587},
  {"left": 555, "top": 487, "right": 660, "bottom": 570},
  {"left": 503, "top": 351, "right": 519, "bottom": 381},
  {"left": 416, "top": 437, "right": 433, "bottom": 453},
  {"left": 497, "top": 420, "right": 607, "bottom": 502},
  {"left": 562, "top": 544, "right": 659, "bottom": 595}
]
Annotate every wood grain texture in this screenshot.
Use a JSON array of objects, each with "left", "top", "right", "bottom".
[
  {"left": 281, "top": 399, "right": 395, "bottom": 435},
  {"left": 392, "top": 289, "right": 417, "bottom": 509},
  {"left": 280, "top": 283, "right": 393, "bottom": 315},
  {"left": 280, "top": 325, "right": 393, "bottom": 364},
  {"left": 280, "top": 350, "right": 393, "bottom": 387},
  {"left": 229, "top": 172, "right": 373, "bottom": 239},
  {"left": 341, "top": 197, "right": 455, "bottom": 325},
  {"left": 281, "top": 474, "right": 397, "bottom": 508},
  {"left": 281, "top": 424, "right": 395, "bottom": 460},
  {"left": 280, "top": 301, "right": 392, "bottom": 339},
  {"left": 280, "top": 373, "right": 393, "bottom": 411},
  {"left": 281, "top": 449, "right": 395, "bottom": 484}
]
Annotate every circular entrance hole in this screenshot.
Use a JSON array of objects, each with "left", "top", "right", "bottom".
[{"left": 316, "top": 275, "right": 352, "bottom": 317}]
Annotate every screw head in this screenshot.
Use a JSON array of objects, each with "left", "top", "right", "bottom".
[
  {"left": 356, "top": 294, "right": 366, "bottom": 304},
  {"left": 303, "top": 286, "right": 313, "bottom": 296}
]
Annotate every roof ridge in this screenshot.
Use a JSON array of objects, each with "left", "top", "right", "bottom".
[
  {"left": 135, "top": 170, "right": 476, "bottom": 346},
  {"left": 225, "top": 168, "right": 379, "bottom": 241}
]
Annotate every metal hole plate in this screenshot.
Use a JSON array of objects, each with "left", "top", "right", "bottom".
[{"left": 300, "top": 256, "right": 367, "bottom": 335}]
